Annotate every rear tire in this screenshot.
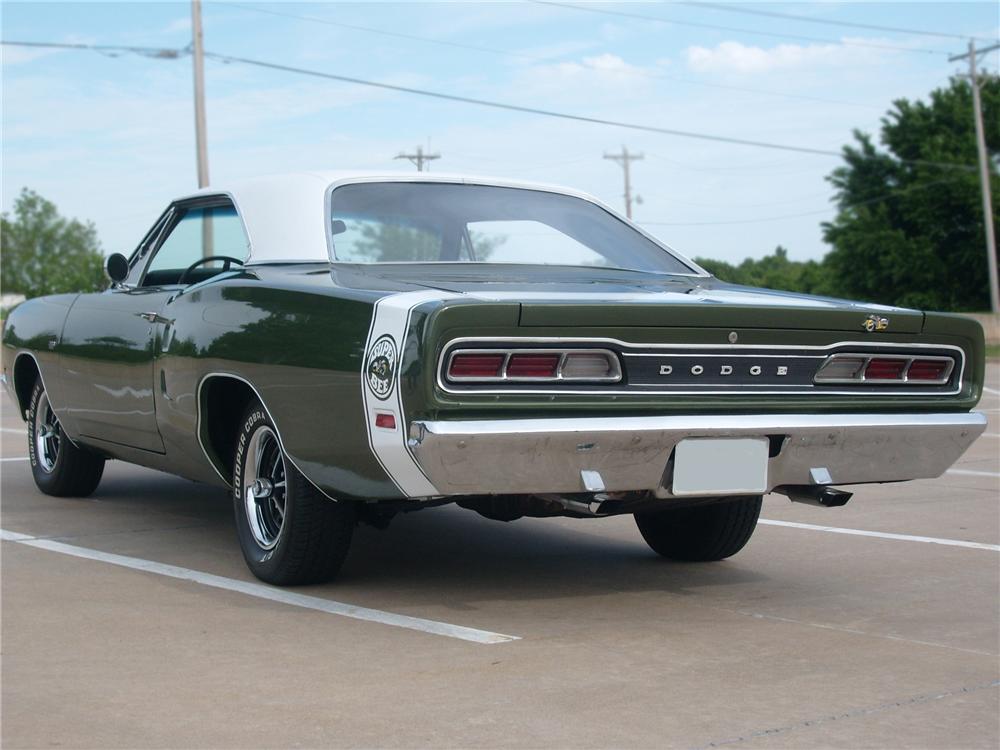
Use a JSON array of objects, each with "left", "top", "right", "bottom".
[
  {"left": 634, "top": 495, "right": 762, "bottom": 561},
  {"left": 232, "top": 401, "right": 356, "bottom": 585},
  {"left": 27, "top": 380, "right": 105, "bottom": 497}
]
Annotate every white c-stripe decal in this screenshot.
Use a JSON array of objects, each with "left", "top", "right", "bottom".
[{"left": 362, "top": 291, "right": 459, "bottom": 497}]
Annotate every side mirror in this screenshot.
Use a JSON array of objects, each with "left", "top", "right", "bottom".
[
  {"left": 105, "top": 253, "right": 129, "bottom": 284},
  {"left": 331, "top": 219, "right": 347, "bottom": 236}
]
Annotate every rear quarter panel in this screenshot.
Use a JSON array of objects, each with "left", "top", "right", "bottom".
[{"left": 154, "top": 273, "right": 400, "bottom": 497}]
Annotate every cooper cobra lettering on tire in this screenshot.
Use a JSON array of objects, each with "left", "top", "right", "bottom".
[
  {"left": 26, "top": 380, "right": 105, "bottom": 498},
  {"left": 232, "top": 400, "right": 356, "bottom": 585}
]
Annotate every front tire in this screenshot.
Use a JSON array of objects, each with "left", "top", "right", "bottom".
[
  {"left": 27, "top": 380, "right": 105, "bottom": 497},
  {"left": 232, "top": 401, "right": 356, "bottom": 585},
  {"left": 634, "top": 495, "right": 762, "bottom": 561}
]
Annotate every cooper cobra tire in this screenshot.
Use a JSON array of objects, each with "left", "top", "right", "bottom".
[
  {"left": 233, "top": 401, "right": 356, "bottom": 585},
  {"left": 634, "top": 495, "right": 763, "bottom": 561},
  {"left": 27, "top": 380, "right": 105, "bottom": 497}
]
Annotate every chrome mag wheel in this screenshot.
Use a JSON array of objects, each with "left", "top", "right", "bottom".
[
  {"left": 242, "top": 425, "right": 288, "bottom": 550},
  {"left": 34, "top": 390, "right": 61, "bottom": 473}
]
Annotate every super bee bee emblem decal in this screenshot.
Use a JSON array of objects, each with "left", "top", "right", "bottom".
[
  {"left": 863, "top": 314, "right": 890, "bottom": 332},
  {"left": 366, "top": 334, "right": 397, "bottom": 400}
]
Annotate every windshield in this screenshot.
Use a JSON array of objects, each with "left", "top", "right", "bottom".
[{"left": 328, "top": 182, "right": 697, "bottom": 274}]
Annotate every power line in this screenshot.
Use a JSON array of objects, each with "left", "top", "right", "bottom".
[
  {"left": 221, "top": 2, "right": 545, "bottom": 64},
  {"left": 0, "top": 39, "right": 185, "bottom": 59},
  {"left": 532, "top": 1, "right": 953, "bottom": 56},
  {"left": 639, "top": 173, "right": 970, "bottom": 227},
  {"left": 677, "top": 1, "right": 997, "bottom": 44},
  {"left": 0, "top": 39, "right": 982, "bottom": 173},
  {"left": 222, "top": 1, "right": 879, "bottom": 109},
  {"left": 201, "top": 49, "right": 978, "bottom": 172}
]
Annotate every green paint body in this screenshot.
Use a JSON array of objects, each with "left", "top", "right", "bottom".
[{"left": 2, "top": 263, "right": 986, "bottom": 502}]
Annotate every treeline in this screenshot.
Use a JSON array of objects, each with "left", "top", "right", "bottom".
[
  {"left": 703, "top": 75, "right": 998, "bottom": 313},
  {"left": 1, "top": 78, "right": 995, "bottom": 312},
  {"left": 695, "top": 246, "right": 833, "bottom": 298}
]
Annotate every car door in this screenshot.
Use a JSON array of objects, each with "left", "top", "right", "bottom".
[{"left": 59, "top": 197, "right": 248, "bottom": 453}]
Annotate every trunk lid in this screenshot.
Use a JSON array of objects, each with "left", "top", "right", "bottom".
[{"left": 335, "top": 264, "right": 925, "bottom": 334}]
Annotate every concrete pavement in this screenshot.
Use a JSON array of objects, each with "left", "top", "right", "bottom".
[{"left": 2, "top": 369, "right": 998, "bottom": 748}]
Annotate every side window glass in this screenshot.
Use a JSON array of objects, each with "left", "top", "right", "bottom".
[{"left": 143, "top": 204, "right": 247, "bottom": 286}]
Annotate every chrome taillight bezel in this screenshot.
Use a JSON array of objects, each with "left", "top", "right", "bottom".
[
  {"left": 445, "top": 348, "right": 623, "bottom": 383},
  {"left": 814, "top": 353, "right": 955, "bottom": 386}
]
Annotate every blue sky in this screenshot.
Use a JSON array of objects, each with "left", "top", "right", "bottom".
[{"left": 2, "top": 1, "right": 998, "bottom": 265}]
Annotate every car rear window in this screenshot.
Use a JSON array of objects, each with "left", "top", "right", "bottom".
[{"left": 329, "top": 182, "right": 696, "bottom": 274}]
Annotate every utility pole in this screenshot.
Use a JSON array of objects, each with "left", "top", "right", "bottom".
[
  {"left": 950, "top": 39, "right": 1000, "bottom": 313},
  {"left": 394, "top": 145, "right": 440, "bottom": 172},
  {"left": 191, "top": 0, "right": 210, "bottom": 189},
  {"left": 604, "top": 145, "right": 643, "bottom": 219}
]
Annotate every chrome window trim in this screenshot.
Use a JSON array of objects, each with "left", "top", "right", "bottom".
[
  {"left": 322, "top": 176, "right": 708, "bottom": 277},
  {"left": 445, "top": 348, "right": 622, "bottom": 383},
  {"left": 436, "top": 337, "right": 966, "bottom": 396},
  {"left": 814, "top": 353, "right": 955, "bottom": 386},
  {"left": 137, "top": 195, "right": 252, "bottom": 288}
]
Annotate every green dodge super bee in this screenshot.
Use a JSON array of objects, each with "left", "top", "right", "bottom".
[{"left": 1, "top": 172, "right": 987, "bottom": 585}]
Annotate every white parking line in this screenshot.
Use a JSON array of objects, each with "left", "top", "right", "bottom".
[
  {"left": 946, "top": 468, "right": 1000, "bottom": 478},
  {"left": 1, "top": 427, "right": 25, "bottom": 434},
  {"left": 1, "top": 457, "right": 29, "bottom": 462},
  {"left": 0, "top": 528, "right": 520, "bottom": 645},
  {"left": 759, "top": 519, "right": 1000, "bottom": 551},
  {"left": 982, "top": 386, "right": 1000, "bottom": 396}
]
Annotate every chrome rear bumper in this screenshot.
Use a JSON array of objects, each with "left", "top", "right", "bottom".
[{"left": 407, "top": 412, "right": 987, "bottom": 497}]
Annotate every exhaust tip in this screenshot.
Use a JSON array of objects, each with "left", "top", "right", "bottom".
[{"left": 775, "top": 485, "right": 853, "bottom": 508}]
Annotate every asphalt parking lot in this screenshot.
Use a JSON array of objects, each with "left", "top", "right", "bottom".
[{"left": 2, "top": 367, "right": 998, "bottom": 749}]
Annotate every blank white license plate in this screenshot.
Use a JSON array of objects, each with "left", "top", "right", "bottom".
[{"left": 672, "top": 438, "right": 769, "bottom": 497}]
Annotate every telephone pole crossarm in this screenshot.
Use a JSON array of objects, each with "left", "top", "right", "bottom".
[
  {"left": 394, "top": 145, "right": 441, "bottom": 172},
  {"left": 603, "top": 146, "right": 644, "bottom": 220}
]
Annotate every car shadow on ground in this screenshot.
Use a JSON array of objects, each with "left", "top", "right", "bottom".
[{"left": 82, "top": 467, "right": 770, "bottom": 604}]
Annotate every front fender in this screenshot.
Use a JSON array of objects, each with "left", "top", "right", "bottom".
[{"left": 2, "top": 294, "right": 79, "bottom": 416}]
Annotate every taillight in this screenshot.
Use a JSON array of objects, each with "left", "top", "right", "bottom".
[
  {"left": 907, "top": 358, "right": 953, "bottom": 381},
  {"left": 813, "top": 356, "right": 866, "bottom": 382},
  {"left": 447, "top": 353, "right": 505, "bottom": 379},
  {"left": 814, "top": 353, "right": 955, "bottom": 385},
  {"left": 506, "top": 353, "right": 560, "bottom": 378},
  {"left": 864, "top": 358, "right": 908, "bottom": 380},
  {"left": 445, "top": 348, "right": 621, "bottom": 384}
]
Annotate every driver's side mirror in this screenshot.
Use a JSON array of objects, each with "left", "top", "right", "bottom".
[{"left": 105, "top": 253, "right": 129, "bottom": 285}]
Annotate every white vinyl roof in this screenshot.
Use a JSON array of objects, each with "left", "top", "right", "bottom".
[{"left": 173, "top": 170, "right": 674, "bottom": 265}]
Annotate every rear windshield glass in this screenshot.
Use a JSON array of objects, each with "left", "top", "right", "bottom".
[{"left": 329, "top": 182, "right": 696, "bottom": 274}]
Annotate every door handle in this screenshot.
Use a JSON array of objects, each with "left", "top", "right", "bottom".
[{"left": 137, "top": 311, "right": 173, "bottom": 325}]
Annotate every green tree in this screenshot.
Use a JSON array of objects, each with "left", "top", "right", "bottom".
[
  {"left": 696, "top": 246, "right": 832, "bottom": 296},
  {"left": 821, "top": 76, "right": 998, "bottom": 311},
  {"left": 1, "top": 188, "right": 106, "bottom": 298}
]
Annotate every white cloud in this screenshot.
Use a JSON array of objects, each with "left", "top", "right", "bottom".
[
  {"left": 582, "top": 53, "right": 634, "bottom": 73},
  {"left": 684, "top": 41, "right": 852, "bottom": 74},
  {"left": 162, "top": 17, "right": 191, "bottom": 35},
  {"left": 1, "top": 46, "right": 59, "bottom": 65}
]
